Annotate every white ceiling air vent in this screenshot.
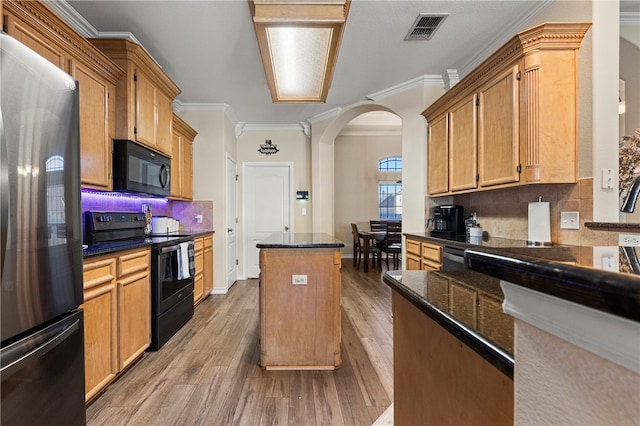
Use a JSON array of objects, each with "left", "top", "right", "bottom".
[{"left": 405, "top": 13, "right": 449, "bottom": 41}]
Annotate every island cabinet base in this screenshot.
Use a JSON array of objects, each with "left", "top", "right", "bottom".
[
  {"left": 259, "top": 248, "right": 342, "bottom": 370},
  {"left": 392, "top": 291, "right": 513, "bottom": 425}
]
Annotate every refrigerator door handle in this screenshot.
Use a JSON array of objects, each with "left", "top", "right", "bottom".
[
  {"left": 0, "top": 318, "right": 81, "bottom": 378},
  {"left": 0, "top": 111, "right": 7, "bottom": 277}
]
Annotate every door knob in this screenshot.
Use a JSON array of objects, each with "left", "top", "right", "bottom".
[
  {"left": 284, "top": 226, "right": 289, "bottom": 231},
  {"left": 227, "top": 228, "right": 232, "bottom": 233}
]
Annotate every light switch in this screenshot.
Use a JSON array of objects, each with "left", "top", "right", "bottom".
[
  {"left": 601, "top": 168, "right": 614, "bottom": 189},
  {"left": 302, "top": 208, "right": 307, "bottom": 216}
]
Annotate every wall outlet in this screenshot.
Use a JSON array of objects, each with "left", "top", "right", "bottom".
[
  {"left": 619, "top": 234, "right": 640, "bottom": 247},
  {"left": 292, "top": 274, "right": 307, "bottom": 285},
  {"left": 560, "top": 211, "right": 580, "bottom": 230},
  {"left": 195, "top": 214, "right": 203, "bottom": 224},
  {"left": 601, "top": 168, "right": 615, "bottom": 189}
]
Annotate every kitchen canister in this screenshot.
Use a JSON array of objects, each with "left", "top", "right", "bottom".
[{"left": 527, "top": 196, "right": 551, "bottom": 246}]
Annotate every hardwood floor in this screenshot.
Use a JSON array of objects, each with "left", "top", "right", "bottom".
[{"left": 86, "top": 259, "right": 394, "bottom": 425}]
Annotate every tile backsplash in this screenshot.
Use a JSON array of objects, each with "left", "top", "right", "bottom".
[{"left": 431, "top": 178, "right": 632, "bottom": 248}]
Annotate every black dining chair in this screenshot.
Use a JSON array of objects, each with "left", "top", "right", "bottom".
[
  {"left": 380, "top": 221, "right": 402, "bottom": 270},
  {"left": 351, "top": 223, "right": 380, "bottom": 269}
]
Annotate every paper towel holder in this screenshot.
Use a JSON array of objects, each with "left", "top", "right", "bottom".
[{"left": 527, "top": 196, "right": 552, "bottom": 247}]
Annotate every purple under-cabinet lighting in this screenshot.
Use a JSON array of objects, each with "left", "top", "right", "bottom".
[{"left": 81, "top": 189, "right": 168, "bottom": 213}]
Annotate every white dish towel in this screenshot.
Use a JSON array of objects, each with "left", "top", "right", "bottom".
[{"left": 178, "top": 242, "right": 191, "bottom": 279}]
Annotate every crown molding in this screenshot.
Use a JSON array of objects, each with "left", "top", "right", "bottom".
[
  {"left": 458, "top": 0, "right": 553, "bottom": 77},
  {"left": 173, "top": 101, "right": 238, "bottom": 126},
  {"left": 241, "top": 123, "right": 309, "bottom": 133},
  {"left": 367, "top": 74, "right": 442, "bottom": 102},
  {"left": 43, "top": 0, "right": 97, "bottom": 38},
  {"left": 307, "top": 107, "right": 343, "bottom": 124},
  {"left": 338, "top": 129, "right": 401, "bottom": 137}
]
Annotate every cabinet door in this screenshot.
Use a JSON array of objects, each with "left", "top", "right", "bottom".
[
  {"left": 406, "top": 255, "right": 421, "bottom": 270},
  {"left": 117, "top": 250, "right": 150, "bottom": 371},
  {"left": 156, "top": 91, "right": 173, "bottom": 156},
  {"left": 478, "top": 65, "right": 520, "bottom": 187},
  {"left": 182, "top": 138, "right": 194, "bottom": 200},
  {"left": 70, "top": 60, "right": 113, "bottom": 190},
  {"left": 4, "top": 12, "right": 67, "bottom": 70},
  {"left": 203, "top": 236, "right": 214, "bottom": 296},
  {"left": 427, "top": 114, "right": 449, "bottom": 195},
  {"left": 449, "top": 94, "right": 478, "bottom": 192},
  {"left": 82, "top": 258, "right": 118, "bottom": 402},
  {"left": 194, "top": 238, "right": 204, "bottom": 305},
  {"left": 170, "top": 130, "right": 182, "bottom": 198},
  {"left": 135, "top": 70, "right": 157, "bottom": 148}
]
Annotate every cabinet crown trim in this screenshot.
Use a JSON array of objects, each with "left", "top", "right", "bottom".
[
  {"left": 89, "top": 38, "right": 182, "bottom": 98},
  {"left": 423, "top": 22, "right": 590, "bottom": 120}
]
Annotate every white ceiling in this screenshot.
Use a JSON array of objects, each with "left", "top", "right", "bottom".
[{"left": 61, "top": 0, "right": 637, "bottom": 127}]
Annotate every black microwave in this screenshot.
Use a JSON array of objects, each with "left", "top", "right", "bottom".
[{"left": 113, "top": 139, "right": 170, "bottom": 197}]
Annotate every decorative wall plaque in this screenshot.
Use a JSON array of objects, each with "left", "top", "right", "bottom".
[{"left": 258, "top": 139, "right": 279, "bottom": 155}]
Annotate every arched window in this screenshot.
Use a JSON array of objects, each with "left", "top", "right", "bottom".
[{"left": 378, "top": 156, "right": 402, "bottom": 220}]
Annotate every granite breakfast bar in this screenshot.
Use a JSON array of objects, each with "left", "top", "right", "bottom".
[
  {"left": 256, "top": 233, "right": 344, "bottom": 370},
  {"left": 384, "top": 234, "right": 640, "bottom": 425}
]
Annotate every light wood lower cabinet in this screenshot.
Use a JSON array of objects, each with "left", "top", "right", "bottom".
[
  {"left": 194, "top": 237, "right": 204, "bottom": 305},
  {"left": 193, "top": 234, "right": 214, "bottom": 305},
  {"left": 405, "top": 237, "right": 442, "bottom": 271},
  {"left": 82, "top": 258, "right": 117, "bottom": 402},
  {"left": 82, "top": 248, "right": 150, "bottom": 403},
  {"left": 259, "top": 247, "right": 342, "bottom": 370},
  {"left": 203, "top": 235, "right": 214, "bottom": 296}
]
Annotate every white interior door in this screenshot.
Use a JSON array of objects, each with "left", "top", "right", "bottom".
[
  {"left": 244, "top": 163, "right": 292, "bottom": 278},
  {"left": 226, "top": 155, "right": 237, "bottom": 288}
]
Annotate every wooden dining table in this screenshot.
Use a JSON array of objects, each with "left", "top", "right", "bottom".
[{"left": 358, "top": 231, "right": 386, "bottom": 272}]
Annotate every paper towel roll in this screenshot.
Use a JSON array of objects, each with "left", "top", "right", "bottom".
[{"left": 528, "top": 201, "right": 551, "bottom": 245}]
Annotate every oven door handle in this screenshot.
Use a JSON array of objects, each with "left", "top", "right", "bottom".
[{"left": 160, "top": 245, "right": 180, "bottom": 254}]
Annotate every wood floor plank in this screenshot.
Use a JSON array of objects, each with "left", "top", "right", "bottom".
[
  {"left": 86, "top": 260, "right": 394, "bottom": 426},
  {"left": 260, "top": 397, "right": 289, "bottom": 426}
]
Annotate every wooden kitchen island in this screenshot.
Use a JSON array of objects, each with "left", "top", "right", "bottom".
[{"left": 257, "top": 233, "right": 344, "bottom": 370}]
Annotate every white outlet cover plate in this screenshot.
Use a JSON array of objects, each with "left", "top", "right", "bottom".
[
  {"left": 619, "top": 234, "right": 640, "bottom": 247},
  {"left": 560, "top": 211, "right": 580, "bottom": 229}
]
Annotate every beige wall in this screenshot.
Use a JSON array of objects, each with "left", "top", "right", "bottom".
[
  {"left": 180, "top": 108, "right": 237, "bottom": 293},
  {"left": 236, "top": 128, "right": 312, "bottom": 272},
  {"left": 334, "top": 132, "right": 401, "bottom": 254}
]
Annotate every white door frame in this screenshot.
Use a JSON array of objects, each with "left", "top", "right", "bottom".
[
  {"left": 226, "top": 153, "right": 238, "bottom": 288},
  {"left": 242, "top": 162, "right": 294, "bottom": 278}
]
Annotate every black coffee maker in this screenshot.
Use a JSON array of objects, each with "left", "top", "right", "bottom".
[{"left": 428, "top": 205, "right": 465, "bottom": 239}]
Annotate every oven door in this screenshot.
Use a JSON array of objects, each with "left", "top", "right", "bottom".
[{"left": 152, "top": 243, "right": 194, "bottom": 315}]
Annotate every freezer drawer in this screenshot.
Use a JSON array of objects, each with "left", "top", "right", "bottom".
[{"left": 1, "top": 310, "right": 86, "bottom": 426}]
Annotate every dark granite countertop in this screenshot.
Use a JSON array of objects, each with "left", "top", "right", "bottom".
[
  {"left": 256, "top": 233, "right": 344, "bottom": 248},
  {"left": 383, "top": 269, "right": 514, "bottom": 378},
  {"left": 83, "top": 230, "right": 214, "bottom": 258},
  {"left": 465, "top": 249, "right": 640, "bottom": 323}
]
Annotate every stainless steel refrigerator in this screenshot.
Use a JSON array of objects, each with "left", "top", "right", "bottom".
[{"left": 1, "top": 32, "right": 86, "bottom": 424}]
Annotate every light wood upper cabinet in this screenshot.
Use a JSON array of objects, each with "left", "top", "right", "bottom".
[
  {"left": 3, "top": 0, "right": 124, "bottom": 190},
  {"left": 89, "top": 38, "right": 181, "bottom": 157},
  {"left": 70, "top": 60, "right": 116, "bottom": 189},
  {"left": 478, "top": 65, "right": 520, "bottom": 188},
  {"left": 449, "top": 94, "right": 478, "bottom": 192},
  {"left": 427, "top": 114, "right": 449, "bottom": 195},
  {"left": 3, "top": 9, "right": 67, "bottom": 69},
  {"left": 170, "top": 114, "right": 197, "bottom": 200},
  {"left": 423, "top": 22, "right": 590, "bottom": 197}
]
